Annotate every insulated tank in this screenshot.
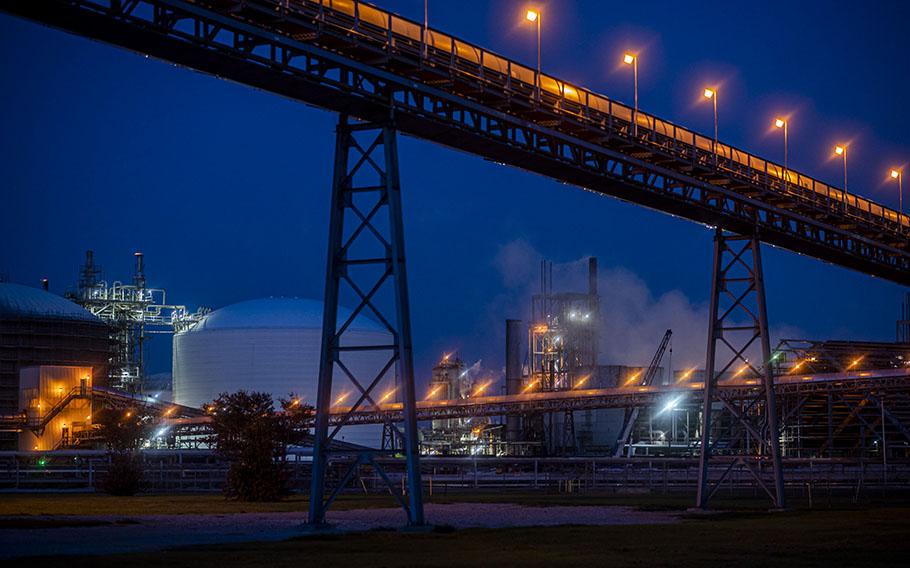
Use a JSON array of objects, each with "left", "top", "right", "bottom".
[{"left": 172, "top": 297, "right": 390, "bottom": 447}]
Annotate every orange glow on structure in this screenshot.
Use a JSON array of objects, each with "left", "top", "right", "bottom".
[
  {"left": 573, "top": 374, "right": 591, "bottom": 389},
  {"left": 525, "top": 9, "right": 538, "bottom": 22},
  {"left": 623, "top": 371, "right": 642, "bottom": 386},
  {"left": 425, "top": 384, "right": 444, "bottom": 400},
  {"left": 678, "top": 369, "right": 696, "bottom": 382},
  {"left": 472, "top": 381, "right": 492, "bottom": 396},
  {"left": 703, "top": 88, "right": 715, "bottom": 99},
  {"left": 623, "top": 53, "right": 635, "bottom": 65}
]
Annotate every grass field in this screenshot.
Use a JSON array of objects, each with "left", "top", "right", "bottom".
[
  {"left": 6, "top": 491, "right": 910, "bottom": 566},
  {"left": 16, "top": 505, "right": 910, "bottom": 567},
  {"left": 0, "top": 489, "right": 837, "bottom": 516}
]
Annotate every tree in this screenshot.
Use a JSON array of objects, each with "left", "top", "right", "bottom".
[
  {"left": 207, "top": 390, "right": 313, "bottom": 501},
  {"left": 94, "top": 406, "right": 149, "bottom": 495}
]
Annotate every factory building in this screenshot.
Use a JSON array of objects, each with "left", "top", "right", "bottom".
[
  {"left": 172, "top": 297, "right": 389, "bottom": 447},
  {"left": 0, "top": 283, "right": 112, "bottom": 450},
  {"left": 18, "top": 365, "right": 93, "bottom": 451},
  {"left": 420, "top": 355, "right": 499, "bottom": 455}
]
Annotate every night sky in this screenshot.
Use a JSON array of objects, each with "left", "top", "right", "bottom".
[{"left": 1, "top": 1, "right": 908, "bottom": 385}]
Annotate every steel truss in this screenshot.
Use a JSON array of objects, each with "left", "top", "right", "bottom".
[
  {"left": 697, "top": 230, "right": 785, "bottom": 509},
  {"left": 3, "top": 0, "right": 908, "bottom": 285},
  {"left": 308, "top": 116, "right": 423, "bottom": 526}
]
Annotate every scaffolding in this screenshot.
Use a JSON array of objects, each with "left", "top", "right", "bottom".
[
  {"left": 524, "top": 258, "right": 600, "bottom": 455},
  {"left": 67, "top": 251, "right": 206, "bottom": 393}
]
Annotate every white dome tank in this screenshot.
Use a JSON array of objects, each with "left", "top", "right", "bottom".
[{"left": 173, "top": 297, "right": 390, "bottom": 447}]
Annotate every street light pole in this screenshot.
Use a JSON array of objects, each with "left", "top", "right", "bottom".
[
  {"left": 624, "top": 53, "right": 638, "bottom": 136},
  {"left": 713, "top": 92, "right": 718, "bottom": 151},
  {"left": 536, "top": 12, "right": 541, "bottom": 101},
  {"left": 422, "top": 0, "right": 428, "bottom": 59},
  {"left": 891, "top": 168, "right": 903, "bottom": 222},
  {"left": 703, "top": 88, "right": 717, "bottom": 162},
  {"left": 774, "top": 117, "right": 789, "bottom": 188},
  {"left": 835, "top": 145, "right": 848, "bottom": 210},
  {"left": 525, "top": 10, "right": 541, "bottom": 101}
]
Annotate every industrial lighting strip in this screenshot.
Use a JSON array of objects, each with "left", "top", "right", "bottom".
[
  {"left": 5, "top": 370, "right": 901, "bottom": 432},
  {"left": 5, "top": 0, "right": 909, "bottom": 283},
  {"left": 337, "top": 369, "right": 910, "bottom": 425}
]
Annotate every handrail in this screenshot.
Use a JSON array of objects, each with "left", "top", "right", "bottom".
[
  {"left": 263, "top": 0, "right": 906, "bottom": 233},
  {"left": 28, "top": 385, "right": 90, "bottom": 430}
]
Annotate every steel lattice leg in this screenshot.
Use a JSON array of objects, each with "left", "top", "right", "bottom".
[
  {"left": 308, "top": 115, "right": 424, "bottom": 527},
  {"left": 696, "top": 229, "right": 785, "bottom": 509}
]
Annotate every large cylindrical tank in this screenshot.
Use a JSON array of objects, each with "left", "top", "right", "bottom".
[
  {"left": 0, "top": 283, "right": 112, "bottom": 450},
  {"left": 172, "top": 297, "right": 391, "bottom": 447}
]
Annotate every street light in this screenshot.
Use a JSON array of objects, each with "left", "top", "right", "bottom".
[
  {"left": 774, "top": 117, "right": 789, "bottom": 186},
  {"left": 623, "top": 52, "right": 638, "bottom": 136},
  {"left": 890, "top": 168, "right": 903, "bottom": 220},
  {"left": 834, "top": 144, "right": 848, "bottom": 209},
  {"left": 525, "top": 9, "right": 541, "bottom": 101},
  {"left": 422, "top": 0, "right": 428, "bottom": 58},
  {"left": 703, "top": 87, "right": 718, "bottom": 160}
]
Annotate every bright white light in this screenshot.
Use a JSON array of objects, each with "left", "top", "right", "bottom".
[{"left": 657, "top": 395, "right": 684, "bottom": 416}]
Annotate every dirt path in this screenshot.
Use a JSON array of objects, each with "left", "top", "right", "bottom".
[{"left": 0, "top": 503, "right": 679, "bottom": 558}]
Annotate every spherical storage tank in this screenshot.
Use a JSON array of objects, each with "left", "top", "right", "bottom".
[{"left": 172, "top": 297, "right": 390, "bottom": 447}]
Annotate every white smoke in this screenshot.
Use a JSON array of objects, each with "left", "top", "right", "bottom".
[{"left": 489, "top": 238, "right": 803, "bottom": 374}]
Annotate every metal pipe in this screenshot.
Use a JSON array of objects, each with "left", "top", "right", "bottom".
[{"left": 505, "top": 319, "right": 523, "bottom": 443}]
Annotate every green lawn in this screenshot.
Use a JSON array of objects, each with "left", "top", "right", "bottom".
[{"left": 22, "top": 506, "right": 910, "bottom": 567}]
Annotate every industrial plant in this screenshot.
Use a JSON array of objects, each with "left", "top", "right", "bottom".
[
  {"left": 2, "top": 251, "right": 909, "bottom": 475},
  {"left": 3, "top": 5, "right": 910, "bottom": 556}
]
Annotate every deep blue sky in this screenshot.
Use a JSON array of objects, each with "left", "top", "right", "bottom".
[{"left": 1, "top": 1, "right": 908, "bottom": 380}]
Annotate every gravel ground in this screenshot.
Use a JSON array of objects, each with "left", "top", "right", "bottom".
[{"left": 0, "top": 503, "right": 679, "bottom": 559}]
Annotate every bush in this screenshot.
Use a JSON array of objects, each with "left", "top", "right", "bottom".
[
  {"left": 207, "top": 391, "right": 312, "bottom": 502},
  {"left": 94, "top": 407, "right": 148, "bottom": 496},
  {"left": 101, "top": 452, "right": 143, "bottom": 496}
]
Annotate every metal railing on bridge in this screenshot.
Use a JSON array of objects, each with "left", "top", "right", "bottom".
[{"left": 3, "top": 0, "right": 908, "bottom": 283}]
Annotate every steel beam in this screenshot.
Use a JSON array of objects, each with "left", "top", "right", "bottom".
[
  {"left": 2, "top": 0, "right": 909, "bottom": 284},
  {"left": 696, "top": 229, "right": 785, "bottom": 509},
  {"left": 308, "top": 116, "right": 423, "bottom": 526}
]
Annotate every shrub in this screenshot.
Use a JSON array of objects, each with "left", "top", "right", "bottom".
[
  {"left": 94, "top": 406, "right": 149, "bottom": 496},
  {"left": 207, "top": 390, "right": 312, "bottom": 501},
  {"left": 101, "top": 452, "right": 143, "bottom": 496}
]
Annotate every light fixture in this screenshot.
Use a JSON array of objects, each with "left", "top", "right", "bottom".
[
  {"left": 525, "top": 9, "right": 538, "bottom": 22},
  {"left": 703, "top": 88, "right": 715, "bottom": 99},
  {"left": 623, "top": 53, "right": 635, "bottom": 65}
]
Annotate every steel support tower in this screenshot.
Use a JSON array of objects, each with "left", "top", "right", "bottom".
[
  {"left": 308, "top": 116, "right": 424, "bottom": 526},
  {"left": 696, "top": 230, "right": 786, "bottom": 509}
]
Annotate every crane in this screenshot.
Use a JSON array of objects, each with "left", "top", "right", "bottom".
[{"left": 613, "top": 329, "right": 673, "bottom": 457}]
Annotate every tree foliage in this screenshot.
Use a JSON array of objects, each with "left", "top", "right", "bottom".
[
  {"left": 94, "top": 406, "right": 150, "bottom": 495},
  {"left": 207, "top": 390, "right": 313, "bottom": 501}
]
